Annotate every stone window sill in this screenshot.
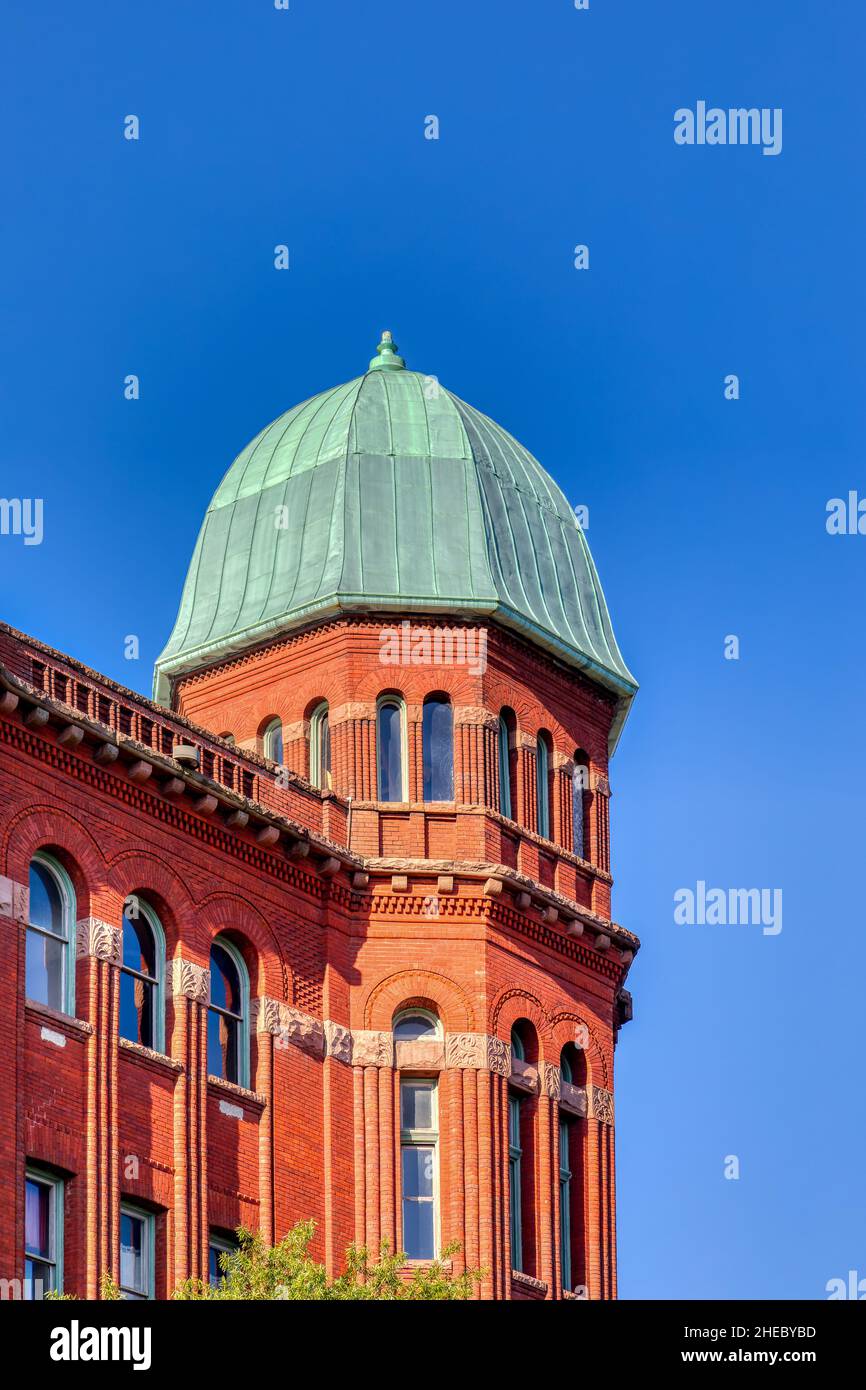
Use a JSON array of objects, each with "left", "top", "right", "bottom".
[{"left": 25, "top": 999, "right": 92, "bottom": 1037}]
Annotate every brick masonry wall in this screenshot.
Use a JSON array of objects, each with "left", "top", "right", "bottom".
[{"left": 0, "top": 618, "right": 633, "bottom": 1300}]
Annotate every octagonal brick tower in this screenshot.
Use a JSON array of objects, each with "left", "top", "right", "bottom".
[{"left": 155, "top": 332, "right": 639, "bottom": 1299}]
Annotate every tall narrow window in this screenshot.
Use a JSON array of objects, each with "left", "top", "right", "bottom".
[
  {"left": 209, "top": 1230, "right": 239, "bottom": 1289},
  {"left": 400, "top": 1078, "right": 438, "bottom": 1259},
  {"left": 508, "top": 1092, "right": 523, "bottom": 1272},
  {"left": 25, "top": 854, "right": 75, "bottom": 1015},
  {"left": 377, "top": 699, "right": 405, "bottom": 802},
  {"left": 572, "top": 753, "right": 589, "bottom": 858},
  {"left": 536, "top": 735, "right": 550, "bottom": 839},
  {"left": 559, "top": 1054, "right": 573, "bottom": 1290},
  {"left": 559, "top": 1118, "right": 572, "bottom": 1289},
  {"left": 208, "top": 938, "right": 249, "bottom": 1087},
  {"left": 120, "top": 1205, "right": 154, "bottom": 1300},
  {"left": 498, "top": 714, "right": 512, "bottom": 819},
  {"left": 24, "top": 1168, "right": 62, "bottom": 1299},
  {"left": 262, "top": 717, "right": 283, "bottom": 764},
  {"left": 309, "top": 702, "right": 331, "bottom": 789},
  {"left": 119, "top": 901, "right": 165, "bottom": 1051},
  {"left": 509, "top": 1027, "right": 525, "bottom": 1272},
  {"left": 422, "top": 696, "right": 453, "bottom": 801}
]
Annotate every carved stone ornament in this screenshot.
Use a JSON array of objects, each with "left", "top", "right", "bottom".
[
  {"left": 251, "top": 997, "right": 283, "bottom": 1036},
  {"left": 542, "top": 1062, "right": 562, "bottom": 1100},
  {"left": 453, "top": 705, "right": 498, "bottom": 730},
  {"left": 275, "top": 1005, "right": 324, "bottom": 1059},
  {"left": 0, "top": 876, "right": 29, "bottom": 923},
  {"left": 352, "top": 1030, "right": 394, "bottom": 1068},
  {"left": 76, "top": 918, "right": 122, "bottom": 965},
  {"left": 324, "top": 1021, "right": 353, "bottom": 1065},
  {"left": 486, "top": 1035, "right": 511, "bottom": 1076},
  {"left": 588, "top": 1084, "right": 615, "bottom": 1126},
  {"left": 444, "top": 1033, "right": 487, "bottom": 1070},
  {"left": 169, "top": 957, "right": 210, "bottom": 1004}
]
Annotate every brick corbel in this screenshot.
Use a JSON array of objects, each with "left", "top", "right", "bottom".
[
  {"left": 76, "top": 917, "right": 122, "bottom": 965},
  {"left": 0, "top": 874, "right": 28, "bottom": 922},
  {"left": 168, "top": 957, "right": 210, "bottom": 1003}
]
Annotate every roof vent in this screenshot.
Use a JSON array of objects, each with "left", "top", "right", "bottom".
[{"left": 173, "top": 743, "right": 199, "bottom": 768}]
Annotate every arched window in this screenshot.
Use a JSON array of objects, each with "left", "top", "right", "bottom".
[
  {"left": 218, "top": 732, "right": 235, "bottom": 745},
  {"left": 572, "top": 751, "right": 589, "bottom": 858},
  {"left": 422, "top": 696, "right": 453, "bottom": 801},
  {"left": 377, "top": 697, "right": 405, "bottom": 802},
  {"left": 508, "top": 1025, "right": 525, "bottom": 1272},
  {"left": 536, "top": 733, "right": 551, "bottom": 839},
  {"left": 119, "top": 899, "right": 165, "bottom": 1052},
  {"left": 309, "top": 702, "right": 331, "bottom": 790},
  {"left": 498, "top": 711, "right": 514, "bottom": 819},
  {"left": 396, "top": 1006, "right": 442, "bottom": 1261},
  {"left": 393, "top": 1008, "right": 441, "bottom": 1042},
  {"left": 262, "top": 718, "right": 283, "bottom": 764},
  {"left": 25, "top": 854, "right": 75, "bottom": 1016},
  {"left": 207, "top": 938, "right": 249, "bottom": 1087}
]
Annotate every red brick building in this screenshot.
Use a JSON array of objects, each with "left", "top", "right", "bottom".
[{"left": 0, "top": 333, "right": 638, "bottom": 1300}]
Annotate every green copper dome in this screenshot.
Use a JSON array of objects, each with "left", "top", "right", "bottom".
[{"left": 154, "top": 334, "right": 637, "bottom": 747}]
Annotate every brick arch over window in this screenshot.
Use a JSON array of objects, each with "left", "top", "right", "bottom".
[
  {"left": 196, "top": 892, "right": 289, "bottom": 1002},
  {"left": 489, "top": 988, "right": 554, "bottom": 1059},
  {"left": 3, "top": 802, "right": 105, "bottom": 916},
  {"left": 363, "top": 969, "right": 475, "bottom": 1033},
  {"left": 105, "top": 849, "right": 195, "bottom": 958},
  {"left": 550, "top": 1012, "right": 610, "bottom": 1089}
]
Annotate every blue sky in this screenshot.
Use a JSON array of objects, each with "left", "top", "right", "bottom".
[{"left": 1, "top": 1, "right": 863, "bottom": 1298}]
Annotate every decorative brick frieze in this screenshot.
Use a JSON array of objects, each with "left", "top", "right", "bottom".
[
  {"left": 541, "top": 1062, "right": 562, "bottom": 1100},
  {"left": 76, "top": 917, "right": 122, "bottom": 964},
  {"left": 351, "top": 1029, "right": 394, "bottom": 1068},
  {"left": 588, "top": 1084, "right": 615, "bottom": 1126},
  {"left": 168, "top": 956, "right": 210, "bottom": 1003},
  {"left": 0, "top": 874, "right": 28, "bottom": 922}
]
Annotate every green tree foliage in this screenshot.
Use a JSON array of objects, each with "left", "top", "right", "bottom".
[{"left": 173, "top": 1223, "right": 482, "bottom": 1301}]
